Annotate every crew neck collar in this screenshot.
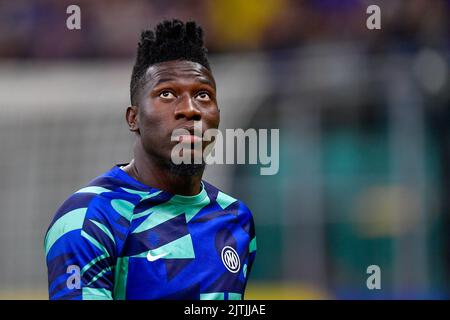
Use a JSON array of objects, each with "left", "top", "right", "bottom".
[{"left": 112, "top": 164, "right": 207, "bottom": 205}]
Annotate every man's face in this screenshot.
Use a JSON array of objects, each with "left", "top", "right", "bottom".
[{"left": 132, "top": 60, "right": 220, "bottom": 168}]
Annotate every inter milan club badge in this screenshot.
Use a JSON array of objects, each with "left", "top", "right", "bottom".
[{"left": 221, "top": 246, "right": 240, "bottom": 273}]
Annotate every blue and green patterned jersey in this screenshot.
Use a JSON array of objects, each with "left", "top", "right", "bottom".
[{"left": 44, "top": 165, "right": 257, "bottom": 300}]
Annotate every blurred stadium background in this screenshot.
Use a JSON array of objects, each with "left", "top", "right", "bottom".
[{"left": 0, "top": 0, "right": 449, "bottom": 299}]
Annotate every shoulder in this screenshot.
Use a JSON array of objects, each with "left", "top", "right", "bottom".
[
  {"left": 202, "top": 180, "right": 257, "bottom": 244},
  {"left": 45, "top": 171, "right": 134, "bottom": 256},
  {"left": 48, "top": 167, "right": 137, "bottom": 225},
  {"left": 202, "top": 180, "right": 254, "bottom": 220},
  {"left": 47, "top": 178, "right": 116, "bottom": 229}
]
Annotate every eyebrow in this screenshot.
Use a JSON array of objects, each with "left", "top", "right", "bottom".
[
  {"left": 152, "top": 76, "right": 216, "bottom": 89},
  {"left": 152, "top": 77, "right": 175, "bottom": 87},
  {"left": 197, "top": 77, "right": 215, "bottom": 88}
]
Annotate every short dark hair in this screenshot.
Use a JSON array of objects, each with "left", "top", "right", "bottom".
[{"left": 130, "top": 19, "right": 211, "bottom": 106}]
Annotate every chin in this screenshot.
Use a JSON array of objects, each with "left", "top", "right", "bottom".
[{"left": 167, "top": 162, "right": 206, "bottom": 176}]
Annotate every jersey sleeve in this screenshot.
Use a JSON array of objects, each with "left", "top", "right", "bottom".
[
  {"left": 238, "top": 201, "right": 257, "bottom": 282},
  {"left": 44, "top": 193, "right": 117, "bottom": 300}
]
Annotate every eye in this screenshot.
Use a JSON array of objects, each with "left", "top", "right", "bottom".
[
  {"left": 159, "top": 91, "right": 176, "bottom": 100},
  {"left": 196, "top": 91, "right": 211, "bottom": 102}
]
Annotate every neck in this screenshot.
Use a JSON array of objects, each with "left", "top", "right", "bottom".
[{"left": 123, "top": 142, "right": 204, "bottom": 196}]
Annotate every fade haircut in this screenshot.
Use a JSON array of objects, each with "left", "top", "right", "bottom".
[{"left": 130, "top": 19, "right": 211, "bottom": 106}]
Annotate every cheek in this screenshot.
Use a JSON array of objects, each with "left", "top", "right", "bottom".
[
  {"left": 203, "top": 107, "right": 220, "bottom": 129},
  {"left": 138, "top": 108, "right": 166, "bottom": 140}
]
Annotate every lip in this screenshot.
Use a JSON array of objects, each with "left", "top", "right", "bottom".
[
  {"left": 177, "top": 134, "right": 203, "bottom": 143},
  {"left": 177, "top": 125, "right": 197, "bottom": 134},
  {"left": 173, "top": 123, "right": 204, "bottom": 143}
]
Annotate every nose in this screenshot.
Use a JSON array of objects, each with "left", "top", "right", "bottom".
[{"left": 174, "top": 94, "right": 201, "bottom": 121}]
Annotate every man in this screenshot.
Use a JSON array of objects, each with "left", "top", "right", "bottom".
[{"left": 44, "top": 19, "right": 257, "bottom": 300}]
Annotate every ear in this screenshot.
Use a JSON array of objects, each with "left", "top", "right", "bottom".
[{"left": 126, "top": 105, "right": 140, "bottom": 133}]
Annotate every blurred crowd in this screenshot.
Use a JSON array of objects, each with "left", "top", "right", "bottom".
[{"left": 0, "top": 0, "right": 448, "bottom": 59}]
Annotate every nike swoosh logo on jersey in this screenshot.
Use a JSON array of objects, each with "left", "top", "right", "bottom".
[{"left": 147, "top": 251, "right": 169, "bottom": 262}]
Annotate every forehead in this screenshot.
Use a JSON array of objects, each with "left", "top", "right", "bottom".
[{"left": 145, "top": 60, "right": 216, "bottom": 89}]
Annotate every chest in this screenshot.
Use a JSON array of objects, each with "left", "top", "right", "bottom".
[{"left": 118, "top": 212, "right": 251, "bottom": 299}]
